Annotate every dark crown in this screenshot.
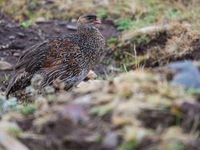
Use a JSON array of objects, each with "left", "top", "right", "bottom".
[{"left": 86, "top": 15, "right": 97, "bottom": 20}]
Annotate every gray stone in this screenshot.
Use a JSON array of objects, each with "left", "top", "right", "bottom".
[
  {"left": 0, "top": 61, "right": 13, "bottom": 70},
  {"left": 166, "top": 61, "right": 200, "bottom": 89}
]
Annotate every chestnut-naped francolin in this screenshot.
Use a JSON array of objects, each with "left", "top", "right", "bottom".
[{"left": 6, "top": 15, "right": 105, "bottom": 97}]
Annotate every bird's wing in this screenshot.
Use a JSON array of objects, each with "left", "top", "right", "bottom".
[
  {"left": 15, "top": 39, "right": 82, "bottom": 75},
  {"left": 15, "top": 40, "right": 49, "bottom": 72}
]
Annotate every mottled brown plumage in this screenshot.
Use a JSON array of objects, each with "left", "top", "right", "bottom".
[{"left": 6, "top": 15, "right": 105, "bottom": 97}]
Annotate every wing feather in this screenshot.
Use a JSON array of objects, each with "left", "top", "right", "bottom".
[{"left": 6, "top": 38, "right": 84, "bottom": 96}]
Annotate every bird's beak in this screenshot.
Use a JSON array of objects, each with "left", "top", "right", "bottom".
[{"left": 93, "top": 19, "right": 101, "bottom": 24}]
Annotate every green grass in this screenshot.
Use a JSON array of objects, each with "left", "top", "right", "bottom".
[
  {"left": 0, "top": 73, "right": 9, "bottom": 84},
  {"left": 115, "top": 7, "right": 157, "bottom": 31},
  {"left": 97, "top": 9, "right": 107, "bottom": 20},
  {"left": 116, "top": 17, "right": 134, "bottom": 31},
  {"left": 107, "top": 37, "right": 118, "bottom": 48},
  {"left": 114, "top": 0, "right": 200, "bottom": 32},
  {"left": 165, "top": 8, "right": 182, "bottom": 20}
]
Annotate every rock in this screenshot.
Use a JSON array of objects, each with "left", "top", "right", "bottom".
[
  {"left": 17, "top": 32, "right": 25, "bottom": 37},
  {"left": 0, "top": 61, "right": 13, "bottom": 70},
  {"left": 67, "top": 24, "right": 77, "bottom": 30},
  {"left": 166, "top": 61, "right": 200, "bottom": 89},
  {"left": 86, "top": 70, "right": 97, "bottom": 80},
  {"left": 35, "top": 17, "right": 46, "bottom": 23},
  {"left": 76, "top": 80, "right": 104, "bottom": 93},
  {"left": 13, "top": 52, "right": 20, "bottom": 57},
  {"left": 102, "top": 132, "right": 118, "bottom": 149},
  {"left": 9, "top": 35, "right": 15, "bottom": 40},
  {"left": 0, "top": 121, "right": 29, "bottom": 150}
]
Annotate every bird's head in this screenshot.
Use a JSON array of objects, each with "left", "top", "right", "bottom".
[{"left": 77, "top": 15, "right": 102, "bottom": 33}]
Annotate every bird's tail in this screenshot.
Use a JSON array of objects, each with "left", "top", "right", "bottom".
[{"left": 5, "top": 70, "right": 33, "bottom": 98}]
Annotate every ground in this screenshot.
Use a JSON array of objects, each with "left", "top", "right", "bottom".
[{"left": 0, "top": 0, "right": 200, "bottom": 150}]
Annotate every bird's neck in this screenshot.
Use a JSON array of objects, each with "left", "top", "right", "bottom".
[
  {"left": 77, "top": 26, "right": 100, "bottom": 37},
  {"left": 77, "top": 26, "right": 105, "bottom": 68}
]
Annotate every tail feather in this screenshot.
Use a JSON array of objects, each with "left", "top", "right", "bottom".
[{"left": 5, "top": 71, "right": 33, "bottom": 98}]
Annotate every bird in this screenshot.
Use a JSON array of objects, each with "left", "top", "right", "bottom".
[{"left": 5, "top": 14, "right": 105, "bottom": 97}]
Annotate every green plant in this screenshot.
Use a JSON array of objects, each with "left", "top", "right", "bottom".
[
  {"left": 20, "top": 19, "right": 34, "bottom": 28},
  {"left": 186, "top": 88, "right": 200, "bottom": 96},
  {"left": 169, "top": 141, "right": 184, "bottom": 150},
  {"left": 117, "top": 139, "right": 139, "bottom": 150},
  {"left": 107, "top": 37, "right": 118, "bottom": 48},
  {"left": 2, "top": 73, "right": 9, "bottom": 82},
  {"left": 175, "top": 116, "right": 182, "bottom": 126},
  {"left": 20, "top": 104, "right": 36, "bottom": 115},
  {"left": 7, "top": 127, "right": 22, "bottom": 137}
]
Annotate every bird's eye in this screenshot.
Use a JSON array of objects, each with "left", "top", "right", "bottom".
[{"left": 86, "top": 15, "right": 97, "bottom": 20}]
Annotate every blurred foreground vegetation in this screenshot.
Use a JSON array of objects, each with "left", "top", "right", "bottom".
[{"left": 0, "top": 0, "right": 200, "bottom": 150}]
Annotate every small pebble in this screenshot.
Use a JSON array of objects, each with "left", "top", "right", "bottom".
[
  {"left": 67, "top": 24, "right": 77, "bottom": 30},
  {"left": 8, "top": 35, "right": 15, "bottom": 40},
  {"left": 103, "top": 132, "right": 118, "bottom": 149},
  {"left": 0, "top": 61, "right": 13, "bottom": 71},
  {"left": 13, "top": 52, "right": 20, "bottom": 57},
  {"left": 36, "top": 17, "right": 46, "bottom": 23},
  {"left": 87, "top": 70, "right": 97, "bottom": 80},
  {"left": 17, "top": 32, "right": 25, "bottom": 37}
]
